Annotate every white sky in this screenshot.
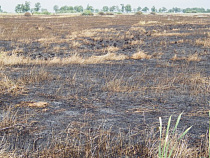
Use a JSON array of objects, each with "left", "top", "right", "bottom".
[{"left": 0, "top": 0, "right": 210, "bottom": 13}]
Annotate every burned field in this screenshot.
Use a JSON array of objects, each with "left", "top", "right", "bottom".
[{"left": 0, "top": 14, "right": 209, "bottom": 157}]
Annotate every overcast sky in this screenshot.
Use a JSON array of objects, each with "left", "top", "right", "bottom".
[{"left": 1, "top": 0, "right": 210, "bottom": 13}]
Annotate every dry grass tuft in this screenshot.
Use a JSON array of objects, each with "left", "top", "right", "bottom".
[
  {"left": 134, "top": 21, "right": 159, "bottom": 26},
  {"left": 105, "top": 46, "right": 120, "bottom": 52},
  {"left": 196, "top": 38, "right": 210, "bottom": 47},
  {"left": 87, "top": 52, "right": 128, "bottom": 63},
  {"left": 0, "top": 73, "right": 24, "bottom": 96},
  {"left": 16, "top": 101, "right": 48, "bottom": 108},
  {"left": 130, "top": 51, "right": 152, "bottom": 60},
  {"left": 131, "top": 40, "right": 145, "bottom": 45},
  {"left": 152, "top": 32, "right": 190, "bottom": 37},
  {"left": 129, "top": 27, "right": 146, "bottom": 33},
  {"left": 170, "top": 54, "right": 180, "bottom": 61},
  {"left": 0, "top": 52, "right": 31, "bottom": 66},
  {"left": 187, "top": 53, "right": 200, "bottom": 62},
  {"left": 0, "top": 107, "right": 18, "bottom": 129},
  {"left": 189, "top": 73, "right": 209, "bottom": 85},
  {"left": 18, "top": 67, "right": 54, "bottom": 84},
  {"left": 53, "top": 53, "right": 129, "bottom": 65}
]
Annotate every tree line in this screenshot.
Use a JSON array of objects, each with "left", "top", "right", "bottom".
[{"left": 0, "top": 1, "right": 210, "bottom": 14}]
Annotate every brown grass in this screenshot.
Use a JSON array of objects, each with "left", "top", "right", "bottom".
[
  {"left": 130, "top": 51, "right": 152, "bottom": 60},
  {"left": 15, "top": 101, "right": 48, "bottom": 108},
  {"left": 196, "top": 38, "right": 210, "bottom": 47},
  {"left": 152, "top": 32, "right": 190, "bottom": 37},
  {"left": 187, "top": 53, "right": 201, "bottom": 62},
  {"left": 50, "top": 53, "right": 129, "bottom": 65},
  {"left": 105, "top": 46, "right": 120, "bottom": 52},
  {"left": 103, "top": 77, "right": 138, "bottom": 92},
  {"left": 0, "top": 73, "right": 24, "bottom": 96},
  {"left": 18, "top": 67, "right": 54, "bottom": 84},
  {"left": 170, "top": 53, "right": 201, "bottom": 62}
]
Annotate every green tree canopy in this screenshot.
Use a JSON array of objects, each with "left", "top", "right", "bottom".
[
  {"left": 15, "top": 1, "right": 30, "bottom": 13},
  {"left": 102, "top": 6, "right": 109, "bottom": 12},
  {"left": 15, "top": 4, "right": 23, "bottom": 13},
  {"left": 0, "top": 6, "right": 2, "bottom": 12},
  {"left": 120, "top": 4, "right": 125, "bottom": 12},
  {"left": 109, "top": 6, "right": 116, "bottom": 12},
  {"left": 137, "top": 6, "right": 142, "bottom": 11},
  {"left": 162, "top": 7, "right": 167, "bottom": 12},
  {"left": 125, "top": 4, "right": 132, "bottom": 13},
  {"left": 24, "top": 1, "right": 30, "bottom": 12},
  {"left": 142, "top": 7, "right": 149, "bottom": 12},
  {"left": 86, "top": 4, "right": 94, "bottom": 12},
  {"left": 151, "top": 6, "right": 156, "bottom": 12},
  {"left": 34, "top": 2, "right": 41, "bottom": 12},
  {"left": 74, "top": 5, "right": 83, "bottom": 12},
  {"left": 53, "top": 5, "right": 59, "bottom": 13}
]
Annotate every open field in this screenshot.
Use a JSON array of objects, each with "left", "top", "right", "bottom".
[{"left": 0, "top": 14, "right": 209, "bottom": 157}]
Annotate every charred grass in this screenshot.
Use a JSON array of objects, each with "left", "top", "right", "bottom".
[{"left": 0, "top": 14, "right": 209, "bottom": 157}]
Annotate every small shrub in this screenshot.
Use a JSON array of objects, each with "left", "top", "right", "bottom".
[
  {"left": 82, "top": 10, "right": 93, "bottom": 16},
  {"left": 98, "top": 12, "right": 105, "bottom": 15},
  {"left": 42, "top": 11, "right": 51, "bottom": 15},
  {"left": 150, "top": 12, "right": 156, "bottom": 15},
  {"left": 24, "top": 12, "right": 31, "bottom": 17},
  {"left": 135, "top": 11, "right": 143, "bottom": 15},
  {"left": 106, "top": 12, "right": 114, "bottom": 15}
]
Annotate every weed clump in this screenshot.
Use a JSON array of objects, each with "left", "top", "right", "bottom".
[
  {"left": 24, "top": 12, "right": 31, "bottom": 17},
  {"left": 82, "top": 10, "right": 93, "bottom": 16},
  {"left": 98, "top": 12, "right": 105, "bottom": 15},
  {"left": 135, "top": 11, "right": 143, "bottom": 15}
]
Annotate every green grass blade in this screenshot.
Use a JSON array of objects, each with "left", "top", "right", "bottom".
[
  {"left": 168, "top": 144, "right": 176, "bottom": 158},
  {"left": 209, "top": 110, "right": 210, "bottom": 158},
  {"left": 178, "top": 126, "right": 192, "bottom": 141},
  {"left": 164, "top": 115, "right": 172, "bottom": 158},
  {"left": 172, "top": 112, "right": 183, "bottom": 135},
  {"left": 159, "top": 117, "right": 162, "bottom": 158}
]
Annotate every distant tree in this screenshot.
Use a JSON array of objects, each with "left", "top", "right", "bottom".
[
  {"left": 74, "top": 6, "right": 83, "bottom": 12},
  {"left": 142, "top": 7, "right": 149, "bottom": 12},
  {"left": 174, "top": 7, "right": 181, "bottom": 13},
  {"left": 34, "top": 2, "right": 41, "bottom": 12},
  {"left": 15, "top": 1, "right": 30, "bottom": 13},
  {"left": 162, "top": 7, "right": 167, "bottom": 12},
  {"left": 125, "top": 4, "right": 132, "bottom": 13},
  {"left": 137, "top": 6, "right": 142, "bottom": 11},
  {"left": 59, "top": 5, "right": 74, "bottom": 13},
  {"left": 95, "top": 9, "right": 99, "bottom": 13},
  {"left": 53, "top": 5, "right": 59, "bottom": 13},
  {"left": 206, "top": 9, "right": 210, "bottom": 13},
  {"left": 158, "top": 8, "right": 162, "bottom": 12},
  {"left": 86, "top": 4, "right": 94, "bottom": 12},
  {"left": 0, "top": 6, "right": 3, "bottom": 12},
  {"left": 120, "top": 4, "right": 125, "bottom": 12},
  {"left": 151, "top": 6, "right": 156, "bottom": 12},
  {"left": 115, "top": 6, "right": 120, "bottom": 12},
  {"left": 41, "top": 8, "right": 50, "bottom": 15},
  {"left": 69, "top": 6, "right": 74, "bottom": 11},
  {"left": 183, "top": 7, "right": 206, "bottom": 13},
  {"left": 15, "top": 4, "right": 23, "bottom": 13},
  {"left": 30, "top": 8, "right": 35, "bottom": 14},
  {"left": 102, "top": 6, "right": 109, "bottom": 12},
  {"left": 109, "top": 6, "right": 116, "bottom": 12},
  {"left": 23, "top": 1, "right": 30, "bottom": 12},
  {"left": 60, "top": 6, "right": 68, "bottom": 13},
  {"left": 77, "top": 5, "right": 83, "bottom": 12}
]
